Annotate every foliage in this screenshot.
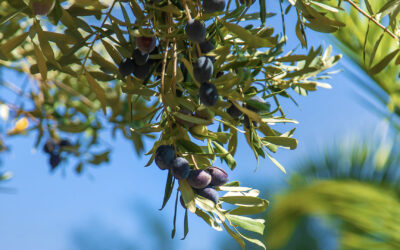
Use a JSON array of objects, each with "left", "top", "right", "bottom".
[
  {"left": 292, "top": 0, "right": 400, "bottom": 128},
  {"left": 266, "top": 137, "right": 400, "bottom": 249},
  {"left": 0, "top": 0, "right": 345, "bottom": 247}
]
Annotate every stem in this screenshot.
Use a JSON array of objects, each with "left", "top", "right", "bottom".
[
  {"left": 172, "top": 40, "right": 177, "bottom": 94},
  {"left": 81, "top": 0, "right": 118, "bottom": 70},
  {"left": 182, "top": 0, "right": 192, "bottom": 21},
  {"left": 190, "top": 154, "right": 199, "bottom": 170},
  {"left": 346, "top": 0, "right": 399, "bottom": 41},
  {"left": 52, "top": 80, "right": 94, "bottom": 108}
]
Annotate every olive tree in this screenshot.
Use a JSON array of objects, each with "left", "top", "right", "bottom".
[{"left": 0, "top": 0, "right": 356, "bottom": 248}]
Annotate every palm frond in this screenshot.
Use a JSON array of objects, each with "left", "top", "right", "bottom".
[{"left": 265, "top": 136, "right": 400, "bottom": 249}]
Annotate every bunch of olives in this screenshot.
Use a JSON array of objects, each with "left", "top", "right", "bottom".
[
  {"left": 42, "top": 139, "right": 71, "bottom": 170},
  {"left": 155, "top": 145, "right": 228, "bottom": 204}
]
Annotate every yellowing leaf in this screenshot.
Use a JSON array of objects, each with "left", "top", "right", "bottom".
[{"left": 7, "top": 117, "right": 29, "bottom": 135}]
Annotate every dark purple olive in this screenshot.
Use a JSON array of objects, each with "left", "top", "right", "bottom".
[
  {"left": 227, "top": 102, "right": 242, "bottom": 118},
  {"left": 197, "top": 186, "right": 219, "bottom": 204},
  {"left": 202, "top": 0, "right": 226, "bottom": 13},
  {"left": 49, "top": 153, "right": 61, "bottom": 170},
  {"left": 43, "top": 139, "right": 57, "bottom": 154},
  {"left": 193, "top": 57, "right": 213, "bottom": 83},
  {"left": 185, "top": 19, "right": 206, "bottom": 43},
  {"left": 187, "top": 170, "right": 212, "bottom": 189},
  {"left": 155, "top": 145, "right": 175, "bottom": 170},
  {"left": 199, "top": 82, "right": 218, "bottom": 106},
  {"left": 207, "top": 166, "right": 228, "bottom": 186},
  {"left": 132, "top": 61, "right": 150, "bottom": 79},
  {"left": 136, "top": 36, "right": 156, "bottom": 53},
  {"left": 119, "top": 58, "right": 135, "bottom": 77},
  {"left": 171, "top": 157, "right": 190, "bottom": 179},
  {"left": 132, "top": 49, "right": 149, "bottom": 66}
]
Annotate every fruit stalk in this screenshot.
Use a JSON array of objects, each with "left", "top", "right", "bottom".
[
  {"left": 190, "top": 154, "right": 200, "bottom": 170},
  {"left": 181, "top": 0, "right": 193, "bottom": 21}
]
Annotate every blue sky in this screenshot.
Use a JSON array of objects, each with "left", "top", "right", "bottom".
[{"left": 0, "top": 1, "right": 384, "bottom": 250}]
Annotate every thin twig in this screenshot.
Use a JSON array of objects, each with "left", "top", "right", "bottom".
[
  {"left": 182, "top": 0, "right": 192, "bottom": 21},
  {"left": 0, "top": 100, "right": 39, "bottom": 124},
  {"left": 0, "top": 81, "right": 29, "bottom": 98},
  {"left": 172, "top": 40, "right": 178, "bottom": 95},
  {"left": 81, "top": 0, "right": 118, "bottom": 70},
  {"left": 160, "top": 40, "right": 175, "bottom": 141},
  {"left": 52, "top": 80, "right": 94, "bottom": 108},
  {"left": 346, "top": 0, "right": 399, "bottom": 41}
]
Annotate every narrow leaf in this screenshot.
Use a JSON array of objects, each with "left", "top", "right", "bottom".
[
  {"left": 224, "top": 22, "right": 274, "bottom": 48},
  {"left": 227, "top": 214, "right": 265, "bottom": 235},
  {"left": 369, "top": 49, "right": 400, "bottom": 75},
  {"left": 181, "top": 208, "right": 189, "bottom": 240},
  {"left": 32, "top": 42, "right": 47, "bottom": 81},
  {"left": 85, "top": 71, "right": 107, "bottom": 114},
  {"left": 222, "top": 221, "right": 245, "bottom": 249},
  {"left": 159, "top": 171, "right": 175, "bottom": 210}
]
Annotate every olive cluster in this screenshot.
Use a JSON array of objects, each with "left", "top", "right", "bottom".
[
  {"left": 155, "top": 145, "right": 228, "bottom": 204},
  {"left": 42, "top": 139, "right": 71, "bottom": 170},
  {"left": 118, "top": 36, "right": 159, "bottom": 79},
  {"left": 186, "top": 19, "right": 219, "bottom": 106},
  {"left": 117, "top": 0, "right": 230, "bottom": 107}
]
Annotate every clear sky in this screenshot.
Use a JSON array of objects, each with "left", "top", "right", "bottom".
[{"left": 0, "top": 1, "right": 384, "bottom": 250}]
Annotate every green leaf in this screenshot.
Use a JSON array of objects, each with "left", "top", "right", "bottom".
[
  {"left": 222, "top": 221, "right": 245, "bottom": 249},
  {"left": 229, "top": 202, "right": 269, "bottom": 216},
  {"left": 119, "top": 2, "right": 134, "bottom": 44},
  {"left": 179, "top": 179, "right": 196, "bottom": 213},
  {"left": 176, "top": 139, "right": 203, "bottom": 154},
  {"left": 174, "top": 112, "right": 212, "bottom": 126},
  {"left": 240, "top": 233, "right": 267, "bottom": 250},
  {"left": 261, "top": 136, "right": 297, "bottom": 149},
  {"left": 195, "top": 209, "right": 223, "bottom": 231},
  {"left": 85, "top": 71, "right": 107, "bottom": 115},
  {"left": 266, "top": 151, "right": 286, "bottom": 173},
  {"left": 35, "top": 22, "right": 58, "bottom": 65},
  {"left": 58, "top": 122, "right": 90, "bottom": 133},
  {"left": 0, "top": 32, "right": 28, "bottom": 57},
  {"left": 259, "top": 0, "right": 267, "bottom": 25},
  {"left": 101, "top": 39, "right": 122, "bottom": 65},
  {"left": 90, "top": 50, "right": 119, "bottom": 74},
  {"left": 129, "top": 0, "right": 146, "bottom": 21},
  {"left": 220, "top": 195, "right": 266, "bottom": 206},
  {"left": 227, "top": 214, "right": 265, "bottom": 235},
  {"left": 89, "top": 151, "right": 110, "bottom": 165},
  {"left": 32, "top": 42, "right": 47, "bottom": 81},
  {"left": 171, "top": 190, "right": 178, "bottom": 238},
  {"left": 224, "top": 22, "right": 274, "bottom": 48},
  {"left": 159, "top": 171, "right": 174, "bottom": 210},
  {"left": 245, "top": 99, "right": 270, "bottom": 112},
  {"left": 212, "top": 141, "right": 237, "bottom": 170},
  {"left": 0, "top": 6, "right": 28, "bottom": 26},
  {"left": 181, "top": 208, "right": 189, "bottom": 240},
  {"left": 369, "top": 49, "right": 400, "bottom": 75}
]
